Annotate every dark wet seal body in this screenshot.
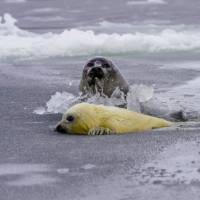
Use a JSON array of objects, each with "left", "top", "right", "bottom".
[{"left": 79, "top": 57, "right": 129, "bottom": 100}]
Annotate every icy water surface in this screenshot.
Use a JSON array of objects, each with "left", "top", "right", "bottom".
[{"left": 1, "top": 0, "right": 200, "bottom": 116}]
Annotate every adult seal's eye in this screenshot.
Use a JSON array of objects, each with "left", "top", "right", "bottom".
[
  {"left": 102, "top": 63, "right": 110, "bottom": 68},
  {"left": 66, "top": 115, "right": 74, "bottom": 122},
  {"left": 87, "top": 62, "right": 93, "bottom": 67}
]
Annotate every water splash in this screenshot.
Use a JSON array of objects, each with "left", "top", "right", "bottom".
[
  {"left": 33, "top": 84, "right": 154, "bottom": 114},
  {"left": 127, "top": 84, "right": 154, "bottom": 112},
  {"left": 34, "top": 92, "right": 76, "bottom": 114},
  {"left": 2, "top": 13, "right": 200, "bottom": 61}
]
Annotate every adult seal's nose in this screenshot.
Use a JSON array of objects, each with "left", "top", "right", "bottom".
[
  {"left": 88, "top": 67, "right": 104, "bottom": 79},
  {"left": 55, "top": 124, "right": 66, "bottom": 133}
]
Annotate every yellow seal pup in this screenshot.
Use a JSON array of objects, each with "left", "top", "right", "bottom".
[{"left": 55, "top": 103, "right": 172, "bottom": 135}]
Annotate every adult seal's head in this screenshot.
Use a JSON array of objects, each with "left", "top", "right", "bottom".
[{"left": 79, "top": 57, "right": 129, "bottom": 98}]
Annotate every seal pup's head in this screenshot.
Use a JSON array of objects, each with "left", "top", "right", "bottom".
[
  {"left": 55, "top": 103, "right": 100, "bottom": 134},
  {"left": 79, "top": 57, "right": 129, "bottom": 98}
]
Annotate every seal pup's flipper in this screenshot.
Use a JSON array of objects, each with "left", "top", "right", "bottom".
[{"left": 88, "top": 127, "right": 114, "bottom": 135}]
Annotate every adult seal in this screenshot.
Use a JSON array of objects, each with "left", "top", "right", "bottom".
[{"left": 79, "top": 57, "right": 129, "bottom": 101}]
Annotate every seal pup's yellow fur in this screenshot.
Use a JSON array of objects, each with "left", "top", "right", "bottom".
[{"left": 55, "top": 103, "right": 172, "bottom": 135}]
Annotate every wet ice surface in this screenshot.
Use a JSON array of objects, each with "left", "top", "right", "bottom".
[
  {"left": 81, "top": 164, "right": 96, "bottom": 170},
  {"left": 160, "top": 77, "right": 200, "bottom": 113},
  {"left": 0, "top": 164, "right": 57, "bottom": 186},
  {"left": 0, "top": 164, "right": 51, "bottom": 175},
  {"left": 1, "top": 137, "right": 200, "bottom": 199},
  {"left": 7, "top": 174, "right": 57, "bottom": 186},
  {"left": 1, "top": 66, "right": 200, "bottom": 200},
  {"left": 57, "top": 168, "right": 70, "bottom": 174},
  {"left": 127, "top": 0, "right": 166, "bottom": 5},
  {"left": 134, "top": 140, "right": 200, "bottom": 185},
  {"left": 4, "top": 0, "right": 26, "bottom": 3},
  {"left": 69, "top": 138, "right": 200, "bottom": 200},
  {"left": 0, "top": 163, "right": 96, "bottom": 187}
]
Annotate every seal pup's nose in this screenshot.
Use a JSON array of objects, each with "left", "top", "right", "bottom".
[{"left": 55, "top": 124, "right": 66, "bottom": 133}]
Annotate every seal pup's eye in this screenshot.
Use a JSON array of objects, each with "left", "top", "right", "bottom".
[{"left": 66, "top": 115, "right": 74, "bottom": 122}]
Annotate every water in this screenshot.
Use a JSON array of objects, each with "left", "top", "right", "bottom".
[{"left": 1, "top": 0, "right": 200, "bottom": 116}]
